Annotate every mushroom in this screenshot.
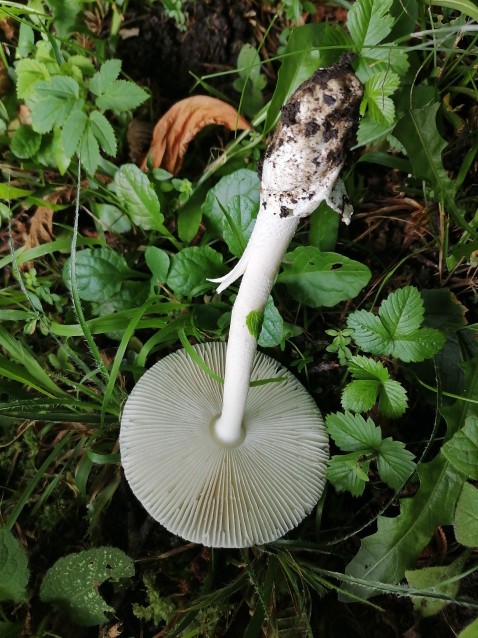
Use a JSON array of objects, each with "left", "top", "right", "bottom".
[{"left": 120, "top": 58, "right": 363, "bottom": 548}]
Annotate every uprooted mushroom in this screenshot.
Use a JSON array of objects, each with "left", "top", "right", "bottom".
[{"left": 120, "top": 58, "right": 363, "bottom": 548}]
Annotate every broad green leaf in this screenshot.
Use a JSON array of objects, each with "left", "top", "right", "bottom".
[
  {"left": 265, "top": 24, "right": 325, "bottom": 133},
  {"left": 79, "top": 124, "right": 100, "bottom": 175},
  {"left": 10, "top": 125, "right": 42, "bottom": 159},
  {"left": 380, "top": 286, "right": 424, "bottom": 335},
  {"left": 246, "top": 309, "right": 264, "bottom": 340},
  {"left": 40, "top": 546, "right": 134, "bottom": 626},
  {"left": 202, "top": 169, "right": 259, "bottom": 236},
  {"left": 341, "top": 379, "right": 380, "bottom": 413},
  {"left": 441, "top": 357, "right": 478, "bottom": 439},
  {"left": 89, "top": 59, "right": 122, "bottom": 96},
  {"left": 347, "top": 0, "right": 394, "bottom": 50},
  {"left": 442, "top": 417, "right": 478, "bottom": 479},
  {"left": 405, "top": 559, "right": 464, "bottom": 617},
  {"left": 393, "top": 104, "right": 455, "bottom": 201},
  {"left": 61, "top": 108, "right": 88, "bottom": 159},
  {"left": 454, "top": 482, "right": 478, "bottom": 547},
  {"left": 326, "top": 411, "right": 382, "bottom": 451},
  {"left": 114, "top": 164, "right": 163, "bottom": 231},
  {"left": 377, "top": 437, "right": 415, "bottom": 489},
  {"left": 0, "top": 184, "right": 32, "bottom": 199},
  {"left": 278, "top": 247, "right": 371, "bottom": 308},
  {"left": 363, "top": 71, "right": 400, "bottom": 124},
  {"left": 31, "top": 76, "right": 80, "bottom": 133},
  {"left": 356, "top": 116, "right": 394, "bottom": 146},
  {"left": 222, "top": 195, "right": 258, "bottom": 257},
  {"left": 258, "top": 297, "right": 284, "bottom": 348},
  {"left": 46, "top": 0, "right": 82, "bottom": 37},
  {"left": 63, "top": 247, "right": 139, "bottom": 302},
  {"left": 95, "top": 80, "right": 148, "bottom": 112},
  {"left": 145, "top": 246, "right": 170, "bottom": 283},
  {"left": 15, "top": 58, "right": 49, "bottom": 100},
  {"left": 235, "top": 43, "right": 264, "bottom": 88},
  {"left": 422, "top": 0, "right": 478, "bottom": 22},
  {"left": 0, "top": 529, "right": 29, "bottom": 603},
  {"left": 459, "top": 618, "right": 478, "bottom": 638},
  {"left": 378, "top": 379, "right": 408, "bottom": 418},
  {"left": 341, "top": 453, "right": 464, "bottom": 600},
  {"left": 167, "top": 246, "right": 224, "bottom": 297},
  {"left": 328, "top": 452, "right": 370, "bottom": 497},
  {"left": 89, "top": 110, "right": 117, "bottom": 156},
  {"left": 348, "top": 355, "right": 389, "bottom": 381},
  {"left": 309, "top": 202, "right": 339, "bottom": 252},
  {"left": 93, "top": 204, "right": 131, "bottom": 234}
]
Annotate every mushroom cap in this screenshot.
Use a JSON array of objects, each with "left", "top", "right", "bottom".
[{"left": 120, "top": 342, "right": 328, "bottom": 548}]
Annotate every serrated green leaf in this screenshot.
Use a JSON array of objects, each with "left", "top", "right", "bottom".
[
  {"left": 167, "top": 246, "right": 224, "bottom": 297},
  {"left": 40, "top": 546, "right": 134, "bottom": 626},
  {"left": 63, "top": 248, "right": 139, "bottom": 302},
  {"left": 61, "top": 108, "right": 88, "bottom": 159},
  {"left": 363, "top": 71, "right": 400, "bottom": 124},
  {"left": 31, "top": 76, "right": 80, "bottom": 133},
  {"left": 79, "top": 124, "right": 100, "bottom": 175},
  {"left": 393, "top": 104, "right": 455, "bottom": 201},
  {"left": 246, "top": 309, "right": 264, "bottom": 340},
  {"left": 348, "top": 355, "right": 389, "bottom": 381},
  {"left": 89, "top": 110, "right": 117, "bottom": 156},
  {"left": 341, "top": 453, "right": 464, "bottom": 600},
  {"left": 0, "top": 529, "right": 29, "bottom": 603},
  {"left": 356, "top": 116, "right": 394, "bottom": 146},
  {"left": 258, "top": 297, "right": 284, "bottom": 348},
  {"left": 95, "top": 80, "right": 148, "bottom": 112},
  {"left": 380, "top": 286, "right": 423, "bottom": 334},
  {"left": 379, "top": 379, "right": 408, "bottom": 418},
  {"left": 221, "top": 195, "right": 258, "bottom": 257},
  {"left": 278, "top": 247, "right": 371, "bottom": 308},
  {"left": 11, "top": 125, "right": 42, "bottom": 159},
  {"left": 16, "top": 58, "right": 50, "bottom": 100},
  {"left": 442, "top": 416, "right": 478, "bottom": 479},
  {"left": 347, "top": 0, "right": 394, "bottom": 51},
  {"left": 326, "top": 411, "right": 382, "bottom": 451},
  {"left": 203, "top": 169, "right": 259, "bottom": 237},
  {"left": 114, "top": 164, "right": 163, "bottom": 231},
  {"left": 377, "top": 438, "right": 415, "bottom": 489},
  {"left": 89, "top": 59, "right": 122, "bottom": 96},
  {"left": 454, "top": 482, "right": 478, "bottom": 547},
  {"left": 328, "top": 452, "right": 370, "bottom": 497},
  {"left": 341, "top": 379, "right": 380, "bottom": 413}
]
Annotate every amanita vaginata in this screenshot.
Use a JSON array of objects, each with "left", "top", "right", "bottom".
[{"left": 120, "top": 58, "right": 363, "bottom": 548}]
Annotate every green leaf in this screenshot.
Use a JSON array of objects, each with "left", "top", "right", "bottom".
[
  {"left": 356, "top": 116, "right": 394, "bottom": 147},
  {"left": 341, "top": 453, "right": 464, "bottom": 600},
  {"left": 265, "top": 24, "right": 325, "bottom": 133},
  {"left": 377, "top": 438, "right": 416, "bottom": 489},
  {"left": 15, "top": 58, "right": 49, "bottom": 100},
  {"left": 40, "top": 546, "right": 134, "bottom": 626},
  {"left": 0, "top": 529, "right": 29, "bottom": 603},
  {"left": 145, "top": 246, "right": 170, "bottom": 283},
  {"left": 61, "top": 108, "right": 88, "bottom": 159},
  {"left": 363, "top": 71, "right": 400, "bottom": 124},
  {"left": 89, "top": 110, "right": 117, "bottom": 156},
  {"left": 10, "top": 125, "right": 42, "bottom": 159},
  {"left": 379, "top": 379, "right": 408, "bottom": 418},
  {"left": 422, "top": 0, "right": 478, "bottom": 22},
  {"left": 94, "top": 204, "right": 132, "bottom": 234},
  {"left": 405, "top": 559, "right": 463, "bottom": 617},
  {"left": 246, "top": 309, "right": 264, "bottom": 340},
  {"left": 236, "top": 43, "right": 263, "bottom": 88},
  {"left": 79, "top": 124, "right": 100, "bottom": 175},
  {"left": 459, "top": 618, "right": 478, "bottom": 638},
  {"left": 278, "top": 247, "right": 371, "bottom": 308},
  {"left": 63, "top": 247, "right": 139, "bottom": 302},
  {"left": 442, "top": 417, "right": 478, "bottom": 479},
  {"left": 0, "top": 184, "right": 32, "bottom": 200},
  {"left": 347, "top": 0, "right": 394, "bottom": 51},
  {"left": 328, "top": 452, "right": 370, "bottom": 497},
  {"left": 341, "top": 380, "right": 380, "bottom": 413},
  {"left": 454, "top": 482, "right": 478, "bottom": 547},
  {"left": 202, "top": 169, "right": 259, "bottom": 237},
  {"left": 30, "top": 76, "right": 80, "bottom": 133},
  {"left": 95, "top": 80, "right": 148, "bottom": 112},
  {"left": 348, "top": 355, "right": 389, "bottom": 381},
  {"left": 258, "top": 297, "right": 284, "bottom": 348},
  {"left": 114, "top": 164, "right": 163, "bottom": 231},
  {"left": 89, "top": 59, "right": 122, "bottom": 96},
  {"left": 326, "top": 411, "right": 382, "bottom": 451},
  {"left": 221, "top": 195, "right": 258, "bottom": 257},
  {"left": 393, "top": 104, "right": 455, "bottom": 202},
  {"left": 167, "top": 246, "right": 224, "bottom": 297},
  {"left": 348, "top": 286, "right": 445, "bottom": 362}
]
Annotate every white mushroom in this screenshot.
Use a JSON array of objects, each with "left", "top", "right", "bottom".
[{"left": 120, "top": 58, "right": 363, "bottom": 548}]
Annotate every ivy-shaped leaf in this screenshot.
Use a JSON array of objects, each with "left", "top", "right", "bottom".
[
  {"left": 347, "top": 286, "right": 445, "bottom": 362},
  {"left": 40, "top": 546, "right": 134, "bottom": 626}
]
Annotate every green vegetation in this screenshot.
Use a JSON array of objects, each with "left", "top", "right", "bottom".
[{"left": 0, "top": 0, "right": 477, "bottom": 635}]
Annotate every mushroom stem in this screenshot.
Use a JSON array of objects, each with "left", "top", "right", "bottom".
[{"left": 212, "top": 208, "right": 299, "bottom": 446}]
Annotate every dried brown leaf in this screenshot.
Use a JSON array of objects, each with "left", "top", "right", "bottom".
[{"left": 143, "top": 95, "right": 252, "bottom": 174}]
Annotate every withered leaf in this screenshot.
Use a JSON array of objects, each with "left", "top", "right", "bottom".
[{"left": 144, "top": 95, "right": 251, "bottom": 174}]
